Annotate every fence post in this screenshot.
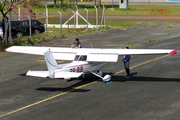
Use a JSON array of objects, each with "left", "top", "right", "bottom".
[
  {"left": 43, "top": 14, "right": 47, "bottom": 40},
  {"left": 76, "top": 5, "right": 78, "bottom": 26},
  {"left": 45, "top": 4, "right": 48, "bottom": 25},
  {"left": 58, "top": 11, "right": 62, "bottom": 35},
  {"left": 18, "top": 6, "right": 20, "bottom": 20},
  {"left": 101, "top": 5, "right": 106, "bottom": 27},
  {"left": 73, "top": 10, "right": 76, "bottom": 33},
  {"left": 85, "top": 8, "right": 88, "bottom": 29},
  {"left": 94, "top": 6, "right": 98, "bottom": 28},
  {"left": 104, "top": 5, "right": 106, "bottom": 27}
]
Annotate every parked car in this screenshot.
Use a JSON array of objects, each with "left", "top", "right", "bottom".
[
  {"left": 11, "top": 20, "right": 25, "bottom": 38},
  {"left": 0, "top": 27, "right": 3, "bottom": 40},
  {"left": 0, "top": 20, "right": 45, "bottom": 38},
  {"left": 23, "top": 20, "right": 45, "bottom": 35}
]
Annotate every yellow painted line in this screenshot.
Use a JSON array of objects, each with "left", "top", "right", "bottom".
[
  {"left": 2, "top": 71, "right": 4, "bottom": 76},
  {"left": 57, "top": 61, "right": 64, "bottom": 64},
  {"left": 0, "top": 54, "right": 172, "bottom": 118},
  {"left": 36, "top": 60, "right": 64, "bottom": 64},
  {"left": 36, "top": 60, "right": 46, "bottom": 62},
  {"left": 0, "top": 81, "right": 97, "bottom": 118}
]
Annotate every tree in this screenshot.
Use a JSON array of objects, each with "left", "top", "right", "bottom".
[
  {"left": 19, "top": 0, "right": 38, "bottom": 20},
  {"left": 0, "top": 1, "right": 16, "bottom": 44},
  {"left": 54, "top": 0, "right": 56, "bottom": 7},
  {"left": 0, "top": 0, "right": 38, "bottom": 44}
]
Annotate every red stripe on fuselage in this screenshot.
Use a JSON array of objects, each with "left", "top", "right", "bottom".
[{"left": 59, "top": 62, "right": 106, "bottom": 69}]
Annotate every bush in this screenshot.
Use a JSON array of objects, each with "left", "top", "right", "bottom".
[{"left": 0, "top": 41, "right": 11, "bottom": 52}]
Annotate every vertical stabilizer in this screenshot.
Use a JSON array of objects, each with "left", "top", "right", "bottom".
[{"left": 44, "top": 50, "right": 58, "bottom": 78}]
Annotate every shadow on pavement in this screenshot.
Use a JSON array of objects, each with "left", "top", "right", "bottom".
[
  {"left": 35, "top": 71, "right": 180, "bottom": 92},
  {"left": 111, "top": 72, "right": 180, "bottom": 82},
  {"left": 36, "top": 73, "right": 98, "bottom": 92}
]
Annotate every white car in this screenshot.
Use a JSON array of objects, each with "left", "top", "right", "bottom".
[{"left": 0, "top": 27, "right": 3, "bottom": 40}]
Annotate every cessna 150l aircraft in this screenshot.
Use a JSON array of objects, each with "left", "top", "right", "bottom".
[{"left": 5, "top": 46, "right": 177, "bottom": 82}]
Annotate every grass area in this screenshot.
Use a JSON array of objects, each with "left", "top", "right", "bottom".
[
  {"left": 13, "top": 27, "right": 87, "bottom": 41},
  {"left": 8, "top": 20, "right": 147, "bottom": 48},
  {"left": 106, "top": 21, "right": 146, "bottom": 28},
  {"left": 9, "top": 20, "right": 179, "bottom": 43},
  {"left": 31, "top": 5, "right": 180, "bottom": 16},
  {"left": 143, "top": 39, "right": 157, "bottom": 44},
  {"left": 121, "top": 43, "right": 140, "bottom": 49},
  {"left": 12, "top": 4, "right": 180, "bottom": 16},
  {"left": 10, "top": 20, "right": 175, "bottom": 44},
  {"left": 165, "top": 24, "right": 173, "bottom": 29}
]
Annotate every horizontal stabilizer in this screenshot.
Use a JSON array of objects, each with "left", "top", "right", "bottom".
[
  {"left": 26, "top": 70, "right": 49, "bottom": 78},
  {"left": 26, "top": 70, "right": 83, "bottom": 79}
]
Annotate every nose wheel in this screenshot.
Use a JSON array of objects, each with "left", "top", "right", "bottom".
[{"left": 104, "top": 81, "right": 111, "bottom": 84}]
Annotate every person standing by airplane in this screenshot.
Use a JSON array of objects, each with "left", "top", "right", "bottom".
[
  {"left": 123, "top": 47, "right": 131, "bottom": 78},
  {"left": 71, "top": 38, "right": 82, "bottom": 48}
]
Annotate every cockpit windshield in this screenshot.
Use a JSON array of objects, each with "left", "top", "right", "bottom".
[
  {"left": 74, "top": 55, "right": 87, "bottom": 61},
  {"left": 74, "top": 55, "right": 80, "bottom": 61}
]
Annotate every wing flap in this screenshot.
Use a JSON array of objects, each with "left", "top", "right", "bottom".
[
  {"left": 87, "top": 54, "right": 118, "bottom": 62},
  {"left": 55, "top": 72, "right": 83, "bottom": 79}
]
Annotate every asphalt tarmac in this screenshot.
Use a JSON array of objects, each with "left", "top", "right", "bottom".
[{"left": 0, "top": 23, "right": 180, "bottom": 120}]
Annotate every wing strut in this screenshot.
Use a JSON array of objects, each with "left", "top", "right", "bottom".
[{"left": 91, "top": 71, "right": 111, "bottom": 83}]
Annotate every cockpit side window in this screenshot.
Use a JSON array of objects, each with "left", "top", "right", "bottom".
[
  {"left": 74, "top": 55, "right": 87, "bottom": 61},
  {"left": 79, "top": 55, "right": 87, "bottom": 61}
]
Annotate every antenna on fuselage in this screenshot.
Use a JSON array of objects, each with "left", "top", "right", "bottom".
[{"left": 90, "top": 42, "right": 93, "bottom": 48}]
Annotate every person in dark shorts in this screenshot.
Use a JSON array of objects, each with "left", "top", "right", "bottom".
[
  {"left": 122, "top": 47, "right": 131, "bottom": 78},
  {"left": 71, "top": 38, "right": 82, "bottom": 48}
]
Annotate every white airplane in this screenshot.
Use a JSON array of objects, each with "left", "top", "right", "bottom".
[{"left": 5, "top": 46, "right": 177, "bottom": 83}]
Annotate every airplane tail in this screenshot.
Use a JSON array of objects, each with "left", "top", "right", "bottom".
[{"left": 44, "top": 50, "right": 58, "bottom": 78}]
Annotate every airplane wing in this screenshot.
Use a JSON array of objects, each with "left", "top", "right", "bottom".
[
  {"left": 26, "top": 70, "right": 83, "bottom": 79},
  {"left": 5, "top": 46, "right": 77, "bottom": 60},
  {"left": 5, "top": 46, "right": 177, "bottom": 62}
]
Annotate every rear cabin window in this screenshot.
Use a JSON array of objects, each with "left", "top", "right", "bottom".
[{"left": 74, "top": 55, "right": 87, "bottom": 61}]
